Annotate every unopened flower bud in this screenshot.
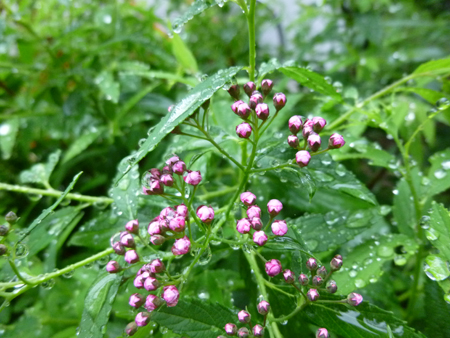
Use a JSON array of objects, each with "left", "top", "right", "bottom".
[
  {"left": 253, "top": 325, "right": 264, "bottom": 337},
  {"left": 148, "top": 220, "right": 161, "bottom": 236},
  {"left": 134, "top": 275, "right": 145, "bottom": 289},
  {"left": 176, "top": 204, "right": 188, "bottom": 218},
  {"left": 144, "top": 277, "right": 160, "bottom": 291},
  {"left": 236, "top": 218, "right": 251, "bottom": 234},
  {"left": 149, "top": 259, "right": 165, "bottom": 273},
  {"left": 265, "top": 259, "right": 282, "bottom": 277},
  {"left": 257, "top": 300, "right": 270, "bottom": 315},
  {"left": 228, "top": 84, "right": 241, "bottom": 100},
  {"left": 120, "top": 233, "right": 136, "bottom": 248},
  {"left": 166, "top": 155, "right": 180, "bottom": 166},
  {"left": 162, "top": 165, "right": 172, "bottom": 174},
  {"left": 232, "top": 100, "right": 244, "bottom": 114},
  {"left": 237, "top": 328, "right": 249, "bottom": 338},
  {"left": 106, "top": 260, "right": 120, "bottom": 273},
  {"left": 267, "top": 199, "right": 283, "bottom": 216},
  {"left": 129, "top": 293, "right": 145, "bottom": 308},
  {"left": 298, "top": 274, "right": 309, "bottom": 285},
  {"left": 249, "top": 92, "right": 263, "bottom": 110},
  {"left": 273, "top": 93, "right": 287, "bottom": 110},
  {"left": 261, "top": 79, "right": 274, "bottom": 96},
  {"left": 125, "top": 322, "right": 138, "bottom": 336},
  {"left": 169, "top": 216, "right": 186, "bottom": 232},
  {"left": 236, "top": 122, "right": 252, "bottom": 138},
  {"left": 197, "top": 205, "right": 215, "bottom": 223},
  {"left": 5, "top": 211, "right": 18, "bottom": 224},
  {"left": 271, "top": 220, "right": 288, "bottom": 236},
  {"left": 172, "top": 236, "right": 191, "bottom": 255},
  {"left": 172, "top": 161, "right": 186, "bottom": 175},
  {"left": 0, "top": 244, "right": 8, "bottom": 256},
  {"left": 162, "top": 285, "right": 180, "bottom": 307},
  {"left": 312, "top": 117, "right": 326, "bottom": 133},
  {"left": 296, "top": 150, "right": 311, "bottom": 168},
  {"left": 238, "top": 310, "right": 251, "bottom": 323},
  {"left": 184, "top": 171, "right": 202, "bottom": 186},
  {"left": 247, "top": 205, "right": 261, "bottom": 219},
  {"left": 312, "top": 275, "right": 324, "bottom": 286},
  {"left": 150, "top": 235, "right": 165, "bottom": 246},
  {"left": 160, "top": 174, "right": 174, "bottom": 187},
  {"left": 244, "top": 82, "right": 256, "bottom": 97},
  {"left": 255, "top": 103, "right": 270, "bottom": 120},
  {"left": 237, "top": 102, "right": 251, "bottom": 119},
  {"left": 308, "top": 133, "right": 321, "bottom": 152},
  {"left": 347, "top": 292, "right": 363, "bottom": 306},
  {"left": 317, "top": 266, "right": 328, "bottom": 278},
  {"left": 125, "top": 250, "right": 140, "bottom": 264},
  {"left": 289, "top": 116, "right": 303, "bottom": 134},
  {"left": 316, "top": 328, "right": 330, "bottom": 338},
  {"left": 125, "top": 219, "right": 139, "bottom": 234},
  {"left": 307, "top": 288, "right": 320, "bottom": 301},
  {"left": 112, "top": 242, "right": 125, "bottom": 255},
  {"left": 147, "top": 179, "right": 164, "bottom": 195},
  {"left": 0, "top": 225, "right": 9, "bottom": 236},
  {"left": 283, "top": 269, "right": 295, "bottom": 284},
  {"left": 326, "top": 280, "right": 337, "bottom": 294},
  {"left": 251, "top": 217, "right": 263, "bottom": 231},
  {"left": 302, "top": 125, "right": 314, "bottom": 139},
  {"left": 240, "top": 191, "right": 256, "bottom": 206},
  {"left": 306, "top": 257, "right": 318, "bottom": 271},
  {"left": 329, "top": 133, "right": 345, "bottom": 149},
  {"left": 225, "top": 323, "right": 237, "bottom": 335},
  {"left": 253, "top": 231, "right": 268, "bottom": 246},
  {"left": 145, "top": 294, "right": 163, "bottom": 311},
  {"left": 135, "top": 312, "right": 151, "bottom": 327},
  {"left": 202, "top": 99, "right": 210, "bottom": 110},
  {"left": 330, "top": 255, "right": 343, "bottom": 271},
  {"left": 287, "top": 135, "right": 299, "bottom": 148}
]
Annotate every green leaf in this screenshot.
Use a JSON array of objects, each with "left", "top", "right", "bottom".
[
  {"left": 62, "top": 128, "right": 105, "bottom": 163},
  {"left": 118, "top": 69, "right": 198, "bottom": 87},
  {"left": 117, "top": 66, "right": 242, "bottom": 180},
  {"left": 151, "top": 299, "right": 235, "bottom": 338},
  {"left": 392, "top": 179, "right": 415, "bottom": 238},
  {"left": 172, "top": 33, "right": 198, "bottom": 74},
  {"left": 0, "top": 118, "right": 19, "bottom": 160},
  {"left": 78, "top": 272, "right": 121, "bottom": 338},
  {"left": 18, "top": 172, "right": 83, "bottom": 244},
  {"left": 427, "top": 202, "right": 450, "bottom": 260},
  {"left": 413, "top": 57, "right": 450, "bottom": 74},
  {"left": 423, "top": 278, "right": 450, "bottom": 338},
  {"left": 332, "top": 234, "right": 418, "bottom": 294},
  {"left": 398, "top": 87, "right": 448, "bottom": 105},
  {"left": 95, "top": 70, "right": 120, "bottom": 103},
  {"left": 304, "top": 302, "right": 426, "bottom": 338},
  {"left": 424, "top": 254, "right": 450, "bottom": 281},
  {"left": 20, "top": 150, "right": 61, "bottom": 186},
  {"left": 171, "top": 0, "right": 217, "bottom": 32},
  {"left": 427, "top": 148, "right": 450, "bottom": 197}
]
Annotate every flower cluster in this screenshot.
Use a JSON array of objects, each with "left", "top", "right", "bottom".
[
  {"left": 221, "top": 300, "right": 270, "bottom": 337},
  {"left": 228, "top": 80, "right": 286, "bottom": 139},
  {"left": 237, "top": 191, "right": 286, "bottom": 247}
]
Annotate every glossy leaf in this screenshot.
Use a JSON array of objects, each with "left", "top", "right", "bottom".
[
  {"left": 392, "top": 179, "right": 415, "bottom": 238},
  {"left": 426, "top": 148, "right": 450, "bottom": 197},
  {"left": 427, "top": 202, "right": 450, "bottom": 260},
  {"left": 171, "top": 0, "right": 217, "bottom": 32},
  {"left": 424, "top": 254, "right": 450, "bottom": 282},
  {"left": 78, "top": 272, "right": 121, "bottom": 338},
  {"left": 0, "top": 118, "right": 19, "bottom": 160},
  {"left": 172, "top": 33, "right": 199, "bottom": 74},
  {"left": 95, "top": 71, "right": 120, "bottom": 103},
  {"left": 62, "top": 128, "right": 105, "bottom": 163},
  {"left": 398, "top": 87, "right": 448, "bottom": 105},
  {"left": 20, "top": 150, "right": 61, "bottom": 186},
  {"left": 413, "top": 57, "right": 450, "bottom": 74}
]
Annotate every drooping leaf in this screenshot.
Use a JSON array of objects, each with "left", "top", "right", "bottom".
[
  {"left": 413, "top": 57, "right": 450, "bottom": 75},
  {"left": 172, "top": 33, "right": 199, "bottom": 74},
  {"left": 171, "top": 0, "right": 217, "bottom": 32},
  {"left": 20, "top": 150, "right": 61, "bottom": 186},
  {"left": 427, "top": 148, "right": 450, "bottom": 197},
  {"left": 117, "top": 66, "right": 242, "bottom": 180},
  {"left": 0, "top": 118, "right": 20, "bottom": 160},
  {"left": 332, "top": 234, "right": 418, "bottom": 294},
  {"left": 95, "top": 70, "right": 120, "bottom": 103},
  {"left": 151, "top": 299, "right": 235, "bottom": 338},
  {"left": 393, "top": 179, "right": 415, "bottom": 238},
  {"left": 78, "top": 272, "right": 122, "bottom": 338},
  {"left": 62, "top": 128, "right": 105, "bottom": 163}
]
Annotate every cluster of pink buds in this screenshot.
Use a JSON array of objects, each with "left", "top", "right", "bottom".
[
  {"left": 221, "top": 300, "right": 270, "bottom": 337},
  {"left": 287, "top": 115, "right": 345, "bottom": 168},
  {"left": 142, "top": 155, "right": 202, "bottom": 195},
  {"left": 237, "top": 191, "right": 286, "bottom": 247},
  {"left": 228, "top": 80, "right": 286, "bottom": 139}
]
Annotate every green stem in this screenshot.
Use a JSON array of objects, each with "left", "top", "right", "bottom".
[
  {"left": 271, "top": 300, "right": 307, "bottom": 322},
  {"left": 250, "top": 162, "right": 296, "bottom": 173},
  {"left": 247, "top": 0, "right": 257, "bottom": 82},
  {"left": 8, "top": 259, "right": 34, "bottom": 286}
]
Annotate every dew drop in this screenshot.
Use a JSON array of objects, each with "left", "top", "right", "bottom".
[
  {"left": 15, "top": 244, "right": 29, "bottom": 259},
  {"left": 436, "top": 98, "right": 450, "bottom": 111},
  {"left": 377, "top": 245, "right": 394, "bottom": 258},
  {"left": 41, "top": 279, "right": 55, "bottom": 290}
]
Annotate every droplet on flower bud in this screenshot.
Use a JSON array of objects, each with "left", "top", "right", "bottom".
[
  {"left": 150, "top": 235, "right": 165, "bottom": 246},
  {"left": 172, "top": 161, "right": 186, "bottom": 175},
  {"left": 112, "top": 242, "right": 125, "bottom": 255},
  {"left": 160, "top": 174, "right": 174, "bottom": 186},
  {"left": 120, "top": 233, "right": 136, "bottom": 248}
]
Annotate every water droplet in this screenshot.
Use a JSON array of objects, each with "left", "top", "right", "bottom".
[
  {"left": 434, "top": 169, "right": 447, "bottom": 179},
  {"left": 41, "top": 279, "right": 55, "bottom": 290},
  {"left": 349, "top": 270, "right": 357, "bottom": 278},
  {"left": 436, "top": 98, "right": 450, "bottom": 111},
  {"left": 377, "top": 245, "right": 394, "bottom": 258},
  {"left": 393, "top": 255, "right": 407, "bottom": 266},
  {"left": 173, "top": 23, "right": 183, "bottom": 34},
  {"left": 197, "top": 246, "right": 212, "bottom": 265},
  {"left": 424, "top": 255, "right": 450, "bottom": 281},
  {"left": 444, "top": 293, "right": 450, "bottom": 304},
  {"left": 426, "top": 228, "right": 439, "bottom": 241},
  {"left": 354, "top": 279, "right": 366, "bottom": 288},
  {"left": 332, "top": 81, "right": 343, "bottom": 93},
  {"left": 27, "top": 193, "right": 43, "bottom": 201},
  {"left": 15, "top": 244, "right": 29, "bottom": 258},
  {"left": 160, "top": 326, "right": 169, "bottom": 334},
  {"left": 62, "top": 270, "right": 74, "bottom": 278}
]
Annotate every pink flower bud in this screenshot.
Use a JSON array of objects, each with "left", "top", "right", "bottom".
[
  {"left": 251, "top": 217, "right": 263, "bottom": 230},
  {"left": 261, "top": 79, "right": 274, "bottom": 96},
  {"left": 298, "top": 274, "right": 309, "bottom": 285},
  {"left": 166, "top": 155, "right": 180, "bottom": 166},
  {"left": 237, "top": 328, "right": 249, "bottom": 338},
  {"left": 145, "top": 294, "right": 163, "bottom": 312},
  {"left": 106, "top": 260, "right": 120, "bottom": 273},
  {"left": 302, "top": 124, "right": 314, "bottom": 139},
  {"left": 283, "top": 269, "right": 295, "bottom": 284},
  {"left": 172, "top": 236, "right": 191, "bottom": 255},
  {"left": 312, "top": 117, "right": 326, "bottom": 133},
  {"left": 144, "top": 276, "right": 160, "bottom": 291},
  {"left": 162, "top": 165, "right": 172, "bottom": 174},
  {"left": 317, "top": 266, "right": 328, "bottom": 277},
  {"left": 308, "top": 133, "right": 321, "bottom": 152},
  {"left": 296, "top": 150, "right": 311, "bottom": 168},
  {"left": 150, "top": 168, "right": 161, "bottom": 179},
  {"left": 232, "top": 100, "right": 244, "bottom": 114},
  {"left": 267, "top": 199, "right": 283, "bottom": 216},
  {"left": 125, "top": 322, "right": 137, "bottom": 336},
  {"left": 236, "top": 218, "right": 251, "bottom": 234},
  {"left": 160, "top": 207, "right": 176, "bottom": 218},
  {"left": 149, "top": 259, "right": 165, "bottom": 273},
  {"left": 129, "top": 293, "right": 145, "bottom": 308},
  {"left": 347, "top": 292, "right": 363, "bottom": 306},
  {"left": 125, "top": 219, "right": 139, "bottom": 234},
  {"left": 149, "top": 179, "right": 164, "bottom": 195},
  {"left": 257, "top": 300, "right": 270, "bottom": 315},
  {"left": 125, "top": 250, "right": 140, "bottom": 264},
  {"left": 134, "top": 275, "right": 145, "bottom": 289},
  {"left": 331, "top": 254, "right": 343, "bottom": 271},
  {"left": 271, "top": 220, "right": 288, "bottom": 236},
  {"left": 228, "top": 84, "right": 241, "bottom": 100},
  {"left": 253, "top": 231, "right": 268, "bottom": 246},
  {"left": 150, "top": 235, "right": 165, "bottom": 246},
  {"left": 237, "top": 102, "right": 251, "bottom": 119},
  {"left": 306, "top": 257, "right": 318, "bottom": 271},
  {"left": 169, "top": 216, "right": 186, "bottom": 232},
  {"left": 289, "top": 115, "right": 303, "bottom": 134},
  {"left": 135, "top": 312, "right": 151, "bottom": 327},
  {"left": 249, "top": 92, "right": 263, "bottom": 109},
  {"left": 240, "top": 191, "right": 256, "bottom": 206},
  {"left": 172, "top": 161, "right": 186, "bottom": 175},
  {"left": 287, "top": 135, "right": 299, "bottom": 148},
  {"left": 176, "top": 204, "right": 188, "bottom": 218},
  {"left": 112, "top": 242, "right": 125, "bottom": 255},
  {"left": 255, "top": 103, "right": 270, "bottom": 120},
  {"left": 327, "top": 280, "right": 337, "bottom": 294},
  {"left": 160, "top": 174, "right": 174, "bottom": 186},
  {"left": 236, "top": 122, "right": 252, "bottom": 138},
  {"left": 243, "top": 82, "right": 256, "bottom": 97},
  {"left": 307, "top": 288, "right": 320, "bottom": 301},
  {"left": 196, "top": 205, "right": 215, "bottom": 223},
  {"left": 316, "top": 328, "right": 330, "bottom": 338},
  {"left": 120, "top": 233, "right": 136, "bottom": 248},
  {"left": 273, "top": 92, "right": 287, "bottom": 110},
  {"left": 162, "top": 285, "right": 180, "bottom": 307},
  {"left": 184, "top": 171, "right": 202, "bottom": 186},
  {"left": 148, "top": 220, "right": 162, "bottom": 236},
  {"left": 312, "top": 275, "right": 324, "bottom": 286},
  {"left": 253, "top": 324, "right": 264, "bottom": 337},
  {"left": 238, "top": 310, "right": 251, "bottom": 323},
  {"left": 246, "top": 205, "right": 261, "bottom": 219},
  {"left": 225, "top": 323, "right": 237, "bottom": 335},
  {"left": 329, "top": 133, "right": 345, "bottom": 149},
  {"left": 265, "top": 259, "right": 282, "bottom": 277}
]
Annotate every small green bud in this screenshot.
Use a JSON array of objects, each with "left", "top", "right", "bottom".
[
  {"left": 5, "top": 211, "right": 18, "bottom": 224},
  {"left": 0, "top": 224, "right": 9, "bottom": 236},
  {"left": 0, "top": 244, "right": 8, "bottom": 256}
]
